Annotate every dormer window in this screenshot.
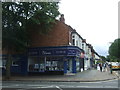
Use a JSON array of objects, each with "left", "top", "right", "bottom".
[{"left": 72, "top": 35, "right": 75, "bottom": 39}]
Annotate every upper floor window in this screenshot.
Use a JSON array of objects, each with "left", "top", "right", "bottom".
[
  {"left": 72, "top": 39, "right": 75, "bottom": 46},
  {"left": 72, "top": 35, "right": 75, "bottom": 39},
  {"left": 82, "top": 43, "right": 84, "bottom": 49},
  {"left": 76, "top": 41, "right": 78, "bottom": 46}
]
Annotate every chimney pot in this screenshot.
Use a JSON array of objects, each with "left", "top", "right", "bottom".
[{"left": 60, "top": 14, "right": 65, "bottom": 23}]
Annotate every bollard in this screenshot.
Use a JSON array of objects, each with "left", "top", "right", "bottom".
[
  {"left": 109, "top": 64, "right": 112, "bottom": 74},
  {"left": 110, "top": 68, "right": 112, "bottom": 74}
]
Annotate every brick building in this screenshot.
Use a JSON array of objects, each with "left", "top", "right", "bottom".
[
  {"left": 30, "top": 21, "right": 70, "bottom": 47},
  {"left": 2, "top": 14, "right": 85, "bottom": 75},
  {"left": 27, "top": 14, "right": 85, "bottom": 74},
  {"left": 2, "top": 14, "right": 100, "bottom": 75}
]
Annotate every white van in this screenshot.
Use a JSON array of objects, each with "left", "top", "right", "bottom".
[{"left": 111, "top": 62, "right": 120, "bottom": 70}]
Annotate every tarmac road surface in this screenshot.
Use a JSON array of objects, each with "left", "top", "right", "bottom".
[{"left": 1, "top": 79, "right": 119, "bottom": 90}]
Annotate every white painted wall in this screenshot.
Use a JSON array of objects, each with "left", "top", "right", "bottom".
[
  {"left": 71, "top": 32, "right": 93, "bottom": 70},
  {"left": 94, "top": 54, "right": 101, "bottom": 64},
  {"left": 72, "top": 33, "right": 82, "bottom": 49}
]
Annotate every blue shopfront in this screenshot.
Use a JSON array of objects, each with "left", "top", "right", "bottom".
[
  {"left": 2, "top": 54, "right": 28, "bottom": 75},
  {"left": 2, "top": 46, "right": 84, "bottom": 75},
  {"left": 28, "top": 46, "right": 84, "bottom": 74}
]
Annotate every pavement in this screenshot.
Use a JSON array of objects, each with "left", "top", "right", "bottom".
[{"left": 2, "top": 67, "right": 119, "bottom": 82}]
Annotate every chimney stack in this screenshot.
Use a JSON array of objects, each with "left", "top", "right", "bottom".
[
  {"left": 60, "top": 14, "right": 65, "bottom": 23},
  {"left": 82, "top": 39, "right": 86, "bottom": 43}
]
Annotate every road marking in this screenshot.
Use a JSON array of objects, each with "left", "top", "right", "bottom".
[
  {"left": 79, "top": 82, "right": 102, "bottom": 83},
  {"left": 27, "top": 85, "right": 46, "bottom": 87},
  {"left": 58, "top": 85, "right": 75, "bottom": 88},
  {"left": 40, "top": 85, "right": 54, "bottom": 88},
  {"left": 56, "top": 86, "right": 63, "bottom": 90},
  {"left": 98, "top": 79, "right": 119, "bottom": 82}
]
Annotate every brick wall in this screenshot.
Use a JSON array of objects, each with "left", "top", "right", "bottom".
[
  {"left": 0, "top": 20, "right": 72, "bottom": 54},
  {"left": 30, "top": 20, "right": 70, "bottom": 47}
]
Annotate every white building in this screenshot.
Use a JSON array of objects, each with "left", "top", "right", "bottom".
[
  {"left": 71, "top": 30, "right": 83, "bottom": 49},
  {"left": 70, "top": 30, "right": 97, "bottom": 71},
  {"left": 71, "top": 30, "right": 92, "bottom": 70},
  {"left": 94, "top": 52, "right": 101, "bottom": 64}
]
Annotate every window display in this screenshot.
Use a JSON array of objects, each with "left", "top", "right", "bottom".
[{"left": 28, "top": 56, "right": 64, "bottom": 72}]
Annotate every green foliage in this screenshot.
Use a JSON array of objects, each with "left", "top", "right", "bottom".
[
  {"left": 2, "top": 2, "right": 60, "bottom": 79},
  {"left": 26, "top": 2, "right": 60, "bottom": 34},
  {"left": 96, "top": 60, "right": 104, "bottom": 64},
  {"left": 106, "top": 55, "right": 110, "bottom": 62},
  {"left": 2, "top": 2, "right": 28, "bottom": 51},
  {"left": 109, "top": 38, "right": 120, "bottom": 62},
  {"left": 2, "top": 2, "right": 60, "bottom": 50},
  {"left": 108, "top": 55, "right": 119, "bottom": 62},
  {"left": 100, "top": 56, "right": 106, "bottom": 62}
]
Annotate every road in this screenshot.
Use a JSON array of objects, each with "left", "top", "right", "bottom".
[{"left": 1, "top": 79, "right": 120, "bottom": 90}]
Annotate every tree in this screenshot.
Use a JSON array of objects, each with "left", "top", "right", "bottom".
[
  {"left": 2, "top": 2, "right": 28, "bottom": 79},
  {"left": 106, "top": 55, "right": 110, "bottom": 62},
  {"left": 2, "top": 2, "right": 60, "bottom": 79},
  {"left": 108, "top": 38, "right": 120, "bottom": 62},
  {"left": 100, "top": 56, "right": 106, "bottom": 62}
]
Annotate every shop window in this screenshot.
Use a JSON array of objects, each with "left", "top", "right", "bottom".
[
  {"left": 2, "top": 60, "right": 6, "bottom": 67},
  {"left": 29, "top": 64, "right": 34, "bottom": 72},
  {"left": 2, "top": 56, "right": 7, "bottom": 69},
  {"left": 34, "top": 64, "right": 39, "bottom": 71},
  {"left": 2, "top": 60, "right": 6, "bottom": 69},
  {"left": 46, "top": 57, "right": 64, "bottom": 71},
  {"left": 12, "top": 60, "right": 19, "bottom": 66},
  {"left": 28, "top": 57, "right": 64, "bottom": 72},
  {"left": 39, "top": 64, "right": 45, "bottom": 71},
  {"left": 28, "top": 57, "right": 45, "bottom": 72},
  {"left": 76, "top": 59, "right": 80, "bottom": 71}
]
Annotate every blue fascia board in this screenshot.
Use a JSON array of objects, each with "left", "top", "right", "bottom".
[
  {"left": 28, "top": 46, "right": 83, "bottom": 57},
  {"left": 1, "top": 46, "right": 84, "bottom": 57},
  {"left": 0, "top": 54, "right": 26, "bottom": 57},
  {"left": 28, "top": 46, "right": 84, "bottom": 52}
]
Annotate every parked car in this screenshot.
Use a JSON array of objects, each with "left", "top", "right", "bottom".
[{"left": 110, "top": 62, "right": 120, "bottom": 71}]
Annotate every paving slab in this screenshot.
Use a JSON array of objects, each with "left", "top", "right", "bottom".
[{"left": 2, "top": 69, "right": 118, "bottom": 82}]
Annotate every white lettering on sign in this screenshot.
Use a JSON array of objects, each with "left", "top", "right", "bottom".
[
  {"left": 56, "top": 50, "right": 66, "bottom": 54},
  {"left": 42, "top": 51, "right": 51, "bottom": 55},
  {"left": 68, "top": 50, "right": 75, "bottom": 54}
]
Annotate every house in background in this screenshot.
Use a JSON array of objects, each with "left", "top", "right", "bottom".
[
  {"left": 71, "top": 30, "right": 85, "bottom": 71},
  {"left": 94, "top": 52, "right": 101, "bottom": 64}
]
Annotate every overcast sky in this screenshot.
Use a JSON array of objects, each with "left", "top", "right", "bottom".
[{"left": 58, "top": 0, "right": 119, "bottom": 57}]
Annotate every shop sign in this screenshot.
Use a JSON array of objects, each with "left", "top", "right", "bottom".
[
  {"left": 28, "top": 47, "right": 82, "bottom": 56},
  {"left": 42, "top": 50, "right": 52, "bottom": 55},
  {"left": 67, "top": 50, "right": 76, "bottom": 55},
  {"left": 28, "top": 51, "right": 39, "bottom": 56},
  {"left": 55, "top": 50, "right": 67, "bottom": 55},
  {"left": 41, "top": 49, "right": 67, "bottom": 56}
]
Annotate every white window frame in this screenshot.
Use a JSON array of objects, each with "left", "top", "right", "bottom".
[{"left": 12, "top": 60, "right": 19, "bottom": 66}]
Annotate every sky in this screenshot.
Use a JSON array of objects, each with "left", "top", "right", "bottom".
[{"left": 58, "top": 0, "right": 119, "bottom": 57}]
